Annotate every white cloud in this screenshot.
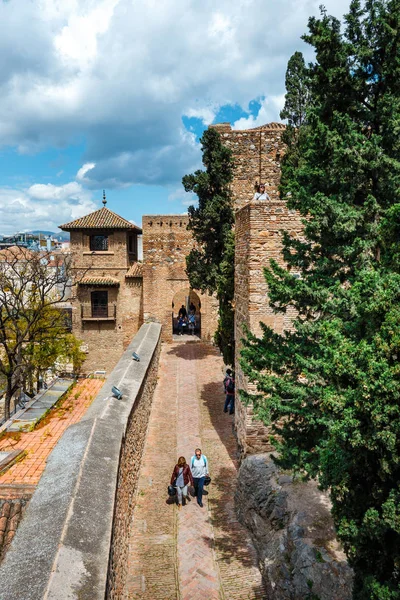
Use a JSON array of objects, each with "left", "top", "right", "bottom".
[
  {"left": 233, "top": 95, "right": 287, "bottom": 130},
  {"left": 168, "top": 187, "right": 197, "bottom": 207},
  {"left": 0, "top": 182, "right": 97, "bottom": 235},
  {"left": 76, "top": 162, "right": 96, "bottom": 182},
  {"left": 0, "top": 0, "right": 351, "bottom": 187}
]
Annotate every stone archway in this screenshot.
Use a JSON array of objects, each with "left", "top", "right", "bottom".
[{"left": 171, "top": 288, "right": 201, "bottom": 337}]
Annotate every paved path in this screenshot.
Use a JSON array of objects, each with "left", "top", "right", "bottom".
[
  {"left": 0, "top": 378, "right": 103, "bottom": 487},
  {"left": 124, "top": 342, "right": 265, "bottom": 600}
]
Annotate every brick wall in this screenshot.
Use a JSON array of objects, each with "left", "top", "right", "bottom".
[
  {"left": 211, "top": 122, "right": 285, "bottom": 210},
  {"left": 234, "top": 199, "right": 303, "bottom": 455},
  {"left": 212, "top": 121, "right": 303, "bottom": 457},
  {"left": 0, "top": 497, "right": 30, "bottom": 563},
  {"left": 106, "top": 334, "right": 161, "bottom": 600},
  {"left": 142, "top": 215, "right": 218, "bottom": 342}
]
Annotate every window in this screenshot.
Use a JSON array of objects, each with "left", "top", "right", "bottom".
[
  {"left": 91, "top": 291, "right": 108, "bottom": 318},
  {"left": 90, "top": 235, "right": 108, "bottom": 251},
  {"left": 128, "top": 234, "right": 138, "bottom": 260}
]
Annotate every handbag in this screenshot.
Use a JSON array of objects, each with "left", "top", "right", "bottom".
[{"left": 204, "top": 475, "right": 211, "bottom": 486}]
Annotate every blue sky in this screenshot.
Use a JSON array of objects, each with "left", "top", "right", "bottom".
[{"left": 0, "top": 0, "right": 350, "bottom": 236}]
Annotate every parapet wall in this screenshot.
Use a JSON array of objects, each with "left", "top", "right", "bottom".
[
  {"left": 0, "top": 322, "right": 161, "bottom": 600},
  {"left": 211, "top": 122, "right": 285, "bottom": 210},
  {"left": 234, "top": 200, "right": 303, "bottom": 455}
]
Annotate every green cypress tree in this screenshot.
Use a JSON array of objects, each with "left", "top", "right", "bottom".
[
  {"left": 183, "top": 128, "right": 235, "bottom": 365},
  {"left": 280, "top": 50, "right": 310, "bottom": 127},
  {"left": 241, "top": 1, "right": 400, "bottom": 597}
]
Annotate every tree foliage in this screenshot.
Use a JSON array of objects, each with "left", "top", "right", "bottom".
[
  {"left": 0, "top": 247, "right": 85, "bottom": 420},
  {"left": 183, "top": 128, "right": 235, "bottom": 365},
  {"left": 241, "top": 1, "right": 400, "bottom": 597},
  {"left": 280, "top": 50, "right": 310, "bottom": 127}
]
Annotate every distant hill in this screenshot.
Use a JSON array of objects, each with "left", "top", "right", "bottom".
[{"left": 30, "top": 230, "right": 70, "bottom": 241}]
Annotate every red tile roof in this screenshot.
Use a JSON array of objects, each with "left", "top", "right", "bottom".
[
  {"left": 125, "top": 263, "right": 143, "bottom": 278},
  {"left": 79, "top": 276, "right": 120, "bottom": 286},
  {"left": 249, "top": 122, "right": 286, "bottom": 130},
  {"left": 59, "top": 207, "right": 142, "bottom": 232},
  {"left": 0, "top": 246, "right": 35, "bottom": 261}
]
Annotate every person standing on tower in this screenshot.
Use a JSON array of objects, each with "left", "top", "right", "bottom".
[{"left": 253, "top": 183, "right": 270, "bottom": 201}]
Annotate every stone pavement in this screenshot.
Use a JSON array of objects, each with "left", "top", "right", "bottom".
[
  {"left": 0, "top": 378, "right": 103, "bottom": 487},
  {"left": 125, "top": 342, "right": 265, "bottom": 600}
]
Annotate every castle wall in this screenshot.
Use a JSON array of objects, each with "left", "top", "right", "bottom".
[
  {"left": 142, "top": 215, "right": 218, "bottom": 343},
  {"left": 234, "top": 199, "right": 303, "bottom": 456},
  {"left": 69, "top": 230, "right": 143, "bottom": 374},
  {"left": 211, "top": 122, "right": 285, "bottom": 211},
  {"left": 235, "top": 200, "right": 302, "bottom": 454},
  {"left": 212, "top": 122, "right": 304, "bottom": 456}
]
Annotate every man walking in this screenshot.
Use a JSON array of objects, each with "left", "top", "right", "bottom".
[{"left": 190, "top": 448, "right": 209, "bottom": 508}]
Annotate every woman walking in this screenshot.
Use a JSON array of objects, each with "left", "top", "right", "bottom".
[{"left": 170, "top": 456, "right": 194, "bottom": 509}]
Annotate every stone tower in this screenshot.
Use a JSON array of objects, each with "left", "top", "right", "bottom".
[
  {"left": 59, "top": 203, "right": 143, "bottom": 374},
  {"left": 213, "top": 122, "right": 304, "bottom": 456}
]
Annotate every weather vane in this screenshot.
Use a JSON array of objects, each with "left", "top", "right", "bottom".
[{"left": 102, "top": 190, "right": 107, "bottom": 206}]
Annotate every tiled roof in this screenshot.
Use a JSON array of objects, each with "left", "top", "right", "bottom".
[
  {"left": 59, "top": 207, "right": 142, "bottom": 232},
  {"left": 249, "top": 122, "right": 286, "bottom": 131},
  {"left": 0, "top": 246, "right": 35, "bottom": 261},
  {"left": 79, "top": 276, "right": 120, "bottom": 286},
  {"left": 125, "top": 263, "right": 143, "bottom": 278}
]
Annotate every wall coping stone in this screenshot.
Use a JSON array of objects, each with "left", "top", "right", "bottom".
[{"left": 0, "top": 322, "right": 161, "bottom": 600}]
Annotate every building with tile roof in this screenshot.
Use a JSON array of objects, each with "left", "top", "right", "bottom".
[
  {"left": 60, "top": 206, "right": 142, "bottom": 232},
  {"left": 59, "top": 196, "right": 144, "bottom": 372}
]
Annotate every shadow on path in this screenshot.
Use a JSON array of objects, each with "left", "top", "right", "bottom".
[{"left": 167, "top": 341, "right": 219, "bottom": 361}]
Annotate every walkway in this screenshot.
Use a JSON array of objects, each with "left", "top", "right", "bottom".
[
  {"left": 124, "top": 342, "right": 265, "bottom": 600},
  {"left": 0, "top": 378, "right": 103, "bottom": 487}
]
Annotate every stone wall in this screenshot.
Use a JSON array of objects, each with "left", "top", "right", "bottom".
[
  {"left": 234, "top": 199, "right": 303, "bottom": 455},
  {"left": 211, "top": 122, "right": 285, "bottom": 210},
  {"left": 70, "top": 229, "right": 143, "bottom": 374},
  {"left": 0, "top": 323, "right": 161, "bottom": 600},
  {"left": 142, "top": 215, "right": 218, "bottom": 342},
  {"left": 236, "top": 455, "right": 353, "bottom": 599},
  {"left": 106, "top": 335, "right": 160, "bottom": 599}
]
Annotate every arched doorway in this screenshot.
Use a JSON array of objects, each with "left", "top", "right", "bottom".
[{"left": 172, "top": 289, "right": 201, "bottom": 338}]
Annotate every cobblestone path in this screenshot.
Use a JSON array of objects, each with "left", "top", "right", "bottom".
[{"left": 124, "top": 342, "right": 265, "bottom": 600}]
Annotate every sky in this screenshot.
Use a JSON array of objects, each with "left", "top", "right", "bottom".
[{"left": 0, "top": 0, "right": 351, "bottom": 236}]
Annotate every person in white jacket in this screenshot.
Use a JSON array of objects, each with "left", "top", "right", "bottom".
[
  {"left": 253, "top": 183, "right": 271, "bottom": 201},
  {"left": 190, "top": 448, "right": 209, "bottom": 507}
]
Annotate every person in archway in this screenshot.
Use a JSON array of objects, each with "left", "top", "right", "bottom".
[
  {"left": 253, "top": 183, "right": 271, "bottom": 201},
  {"left": 189, "top": 301, "right": 196, "bottom": 314},
  {"left": 190, "top": 448, "right": 209, "bottom": 508},
  {"left": 171, "top": 456, "right": 194, "bottom": 509},
  {"left": 178, "top": 304, "right": 187, "bottom": 319},
  {"left": 177, "top": 315, "right": 187, "bottom": 335},
  {"left": 188, "top": 311, "right": 196, "bottom": 335}
]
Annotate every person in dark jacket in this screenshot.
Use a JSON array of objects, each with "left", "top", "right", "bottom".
[
  {"left": 178, "top": 304, "right": 187, "bottom": 319},
  {"left": 223, "top": 369, "right": 235, "bottom": 414},
  {"left": 170, "top": 456, "right": 194, "bottom": 509}
]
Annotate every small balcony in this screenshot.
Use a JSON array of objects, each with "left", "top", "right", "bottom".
[{"left": 81, "top": 304, "right": 117, "bottom": 321}]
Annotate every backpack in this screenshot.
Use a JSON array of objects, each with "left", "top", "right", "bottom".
[
  {"left": 191, "top": 456, "right": 207, "bottom": 468},
  {"left": 226, "top": 377, "right": 234, "bottom": 394}
]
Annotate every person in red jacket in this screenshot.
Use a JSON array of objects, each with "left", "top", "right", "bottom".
[{"left": 170, "top": 456, "right": 194, "bottom": 509}]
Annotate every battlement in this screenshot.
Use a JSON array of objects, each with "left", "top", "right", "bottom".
[
  {"left": 212, "top": 122, "right": 286, "bottom": 210},
  {"left": 142, "top": 215, "right": 189, "bottom": 232}
]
